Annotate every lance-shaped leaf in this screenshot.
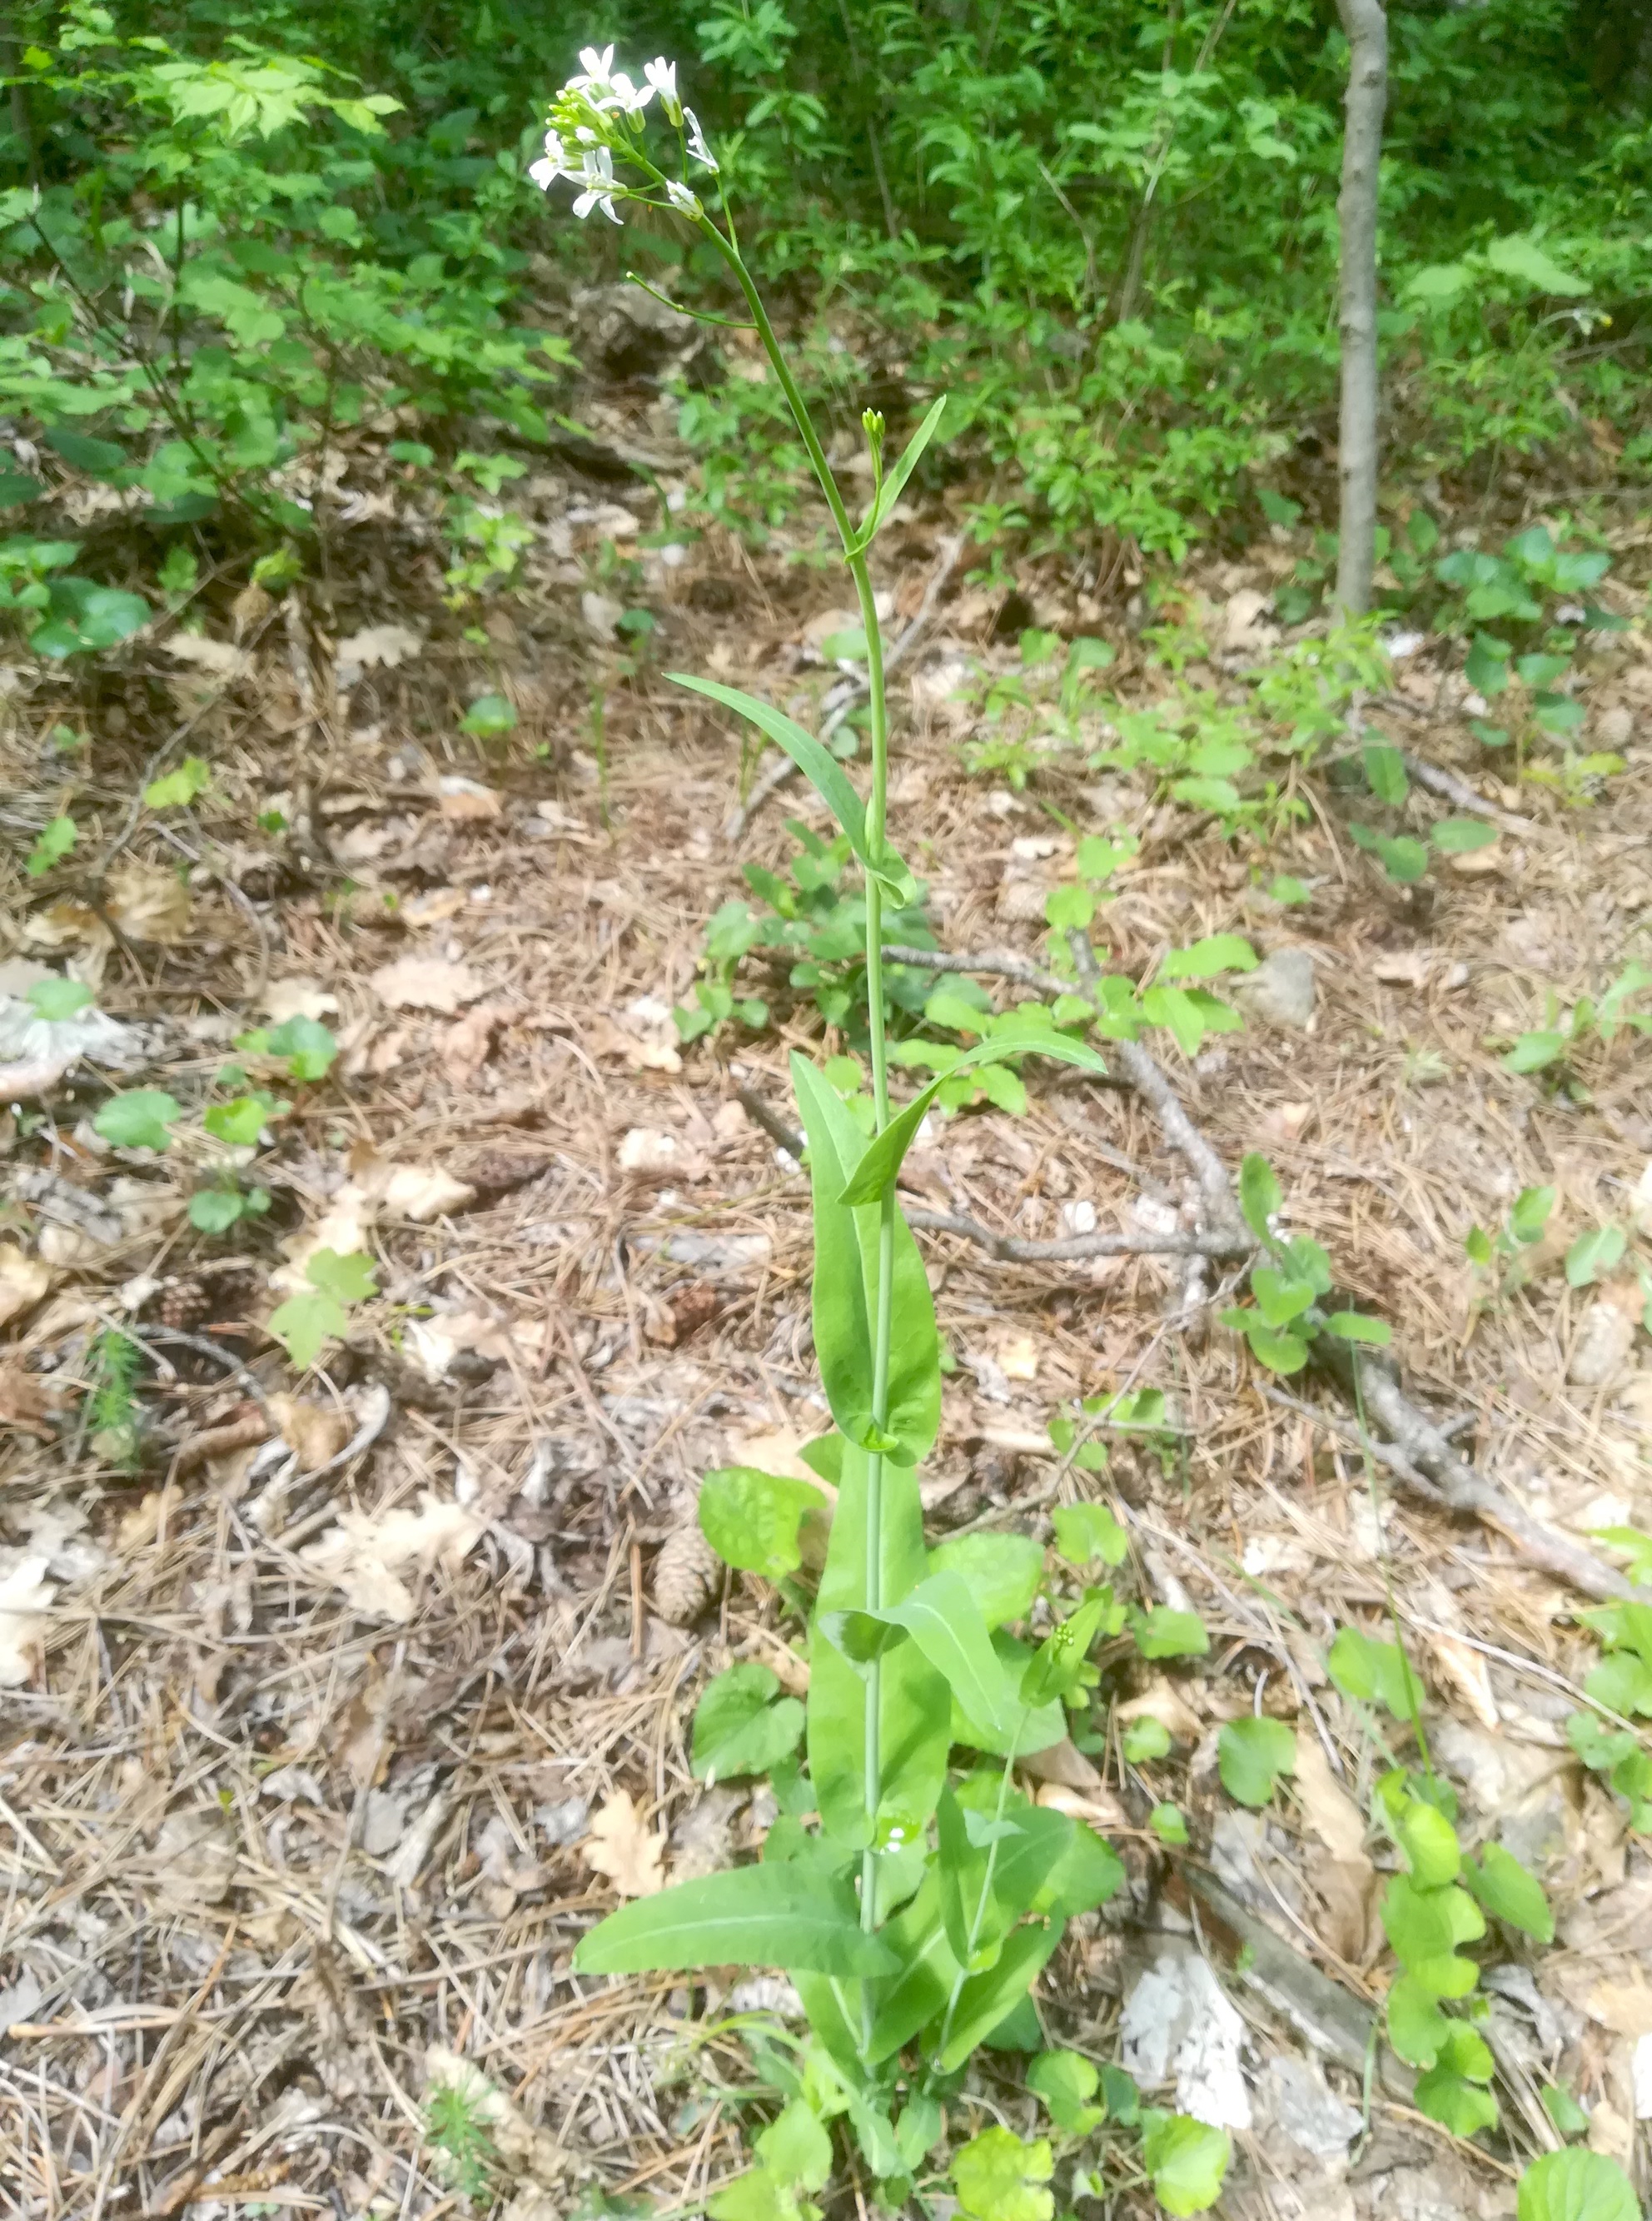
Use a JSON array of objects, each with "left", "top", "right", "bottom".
[
  {"left": 792, "top": 1053, "right": 940, "bottom": 1466},
  {"left": 572, "top": 1860, "right": 897, "bottom": 1976},
  {"left": 847, "top": 394, "right": 948, "bottom": 557},
  {"left": 669, "top": 673, "right": 914, "bottom": 901},
  {"left": 839, "top": 1029, "right": 1109, "bottom": 1206},
  {"left": 870, "top": 1569, "right": 1020, "bottom": 1743}
]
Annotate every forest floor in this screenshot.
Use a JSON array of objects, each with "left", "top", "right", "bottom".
[{"left": 2, "top": 354, "right": 1652, "bottom": 2219}]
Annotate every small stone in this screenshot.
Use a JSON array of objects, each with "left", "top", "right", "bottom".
[
  {"left": 1263, "top": 2053, "right": 1363, "bottom": 2159},
  {"left": 1235, "top": 947, "right": 1316, "bottom": 1029},
  {"left": 1570, "top": 1300, "right": 1636, "bottom": 1388}
]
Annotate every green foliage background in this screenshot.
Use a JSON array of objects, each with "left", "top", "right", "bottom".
[{"left": 1, "top": 0, "right": 1648, "bottom": 574}]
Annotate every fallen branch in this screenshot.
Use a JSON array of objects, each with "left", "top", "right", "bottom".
[
  {"left": 725, "top": 535, "right": 963, "bottom": 842},
  {"left": 873, "top": 942, "right": 1638, "bottom": 1604}
]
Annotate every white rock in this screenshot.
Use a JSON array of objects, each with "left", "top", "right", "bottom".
[
  {"left": 1120, "top": 1944, "right": 1252, "bottom": 2130},
  {"left": 1235, "top": 947, "right": 1316, "bottom": 1029},
  {"left": 619, "top": 1128, "right": 679, "bottom": 1173}
]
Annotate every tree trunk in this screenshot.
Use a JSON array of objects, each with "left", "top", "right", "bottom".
[{"left": 1333, "top": 0, "right": 1388, "bottom": 619}]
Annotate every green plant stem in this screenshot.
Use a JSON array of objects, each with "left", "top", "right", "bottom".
[{"left": 700, "top": 217, "right": 898, "bottom": 1939}]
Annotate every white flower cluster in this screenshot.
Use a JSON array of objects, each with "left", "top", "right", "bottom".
[{"left": 529, "top": 47, "right": 718, "bottom": 227}]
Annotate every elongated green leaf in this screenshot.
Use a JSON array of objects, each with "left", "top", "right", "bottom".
[
  {"left": 937, "top": 1919, "right": 1062, "bottom": 2069},
  {"left": 669, "top": 673, "right": 913, "bottom": 899},
  {"left": 868, "top": 1875, "right": 959, "bottom": 2062},
  {"left": 875, "top": 1569, "right": 1018, "bottom": 1740},
  {"left": 838, "top": 1032, "right": 1107, "bottom": 1207},
  {"left": 848, "top": 395, "right": 948, "bottom": 555},
  {"left": 793, "top": 1053, "right": 940, "bottom": 1465},
  {"left": 930, "top": 1531, "right": 1045, "bottom": 1630},
  {"left": 809, "top": 1437, "right": 949, "bottom": 1848},
  {"left": 572, "top": 1861, "right": 896, "bottom": 1975}
]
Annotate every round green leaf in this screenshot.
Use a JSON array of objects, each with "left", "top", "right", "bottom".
[
  {"left": 1517, "top": 2150, "right": 1639, "bottom": 2221},
  {"left": 95, "top": 1089, "right": 181, "bottom": 1153},
  {"left": 1217, "top": 1716, "right": 1296, "bottom": 1807},
  {"left": 1142, "top": 2115, "right": 1231, "bottom": 2217}
]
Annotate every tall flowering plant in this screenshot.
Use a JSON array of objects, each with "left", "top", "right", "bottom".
[{"left": 545, "top": 50, "right": 1126, "bottom": 2202}]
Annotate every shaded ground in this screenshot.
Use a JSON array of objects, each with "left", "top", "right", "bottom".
[{"left": 2, "top": 429, "right": 1651, "bottom": 2218}]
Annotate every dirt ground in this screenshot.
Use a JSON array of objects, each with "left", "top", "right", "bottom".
[{"left": 2, "top": 421, "right": 1651, "bottom": 2219}]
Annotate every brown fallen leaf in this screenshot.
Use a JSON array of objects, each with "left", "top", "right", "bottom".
[
  {"left": 0, "top": 1245, "right": 50, "bottom": 1332},
  {"left": 437, "top": 775, "right": 502, "bottom": 820},
  {"left": 443, "top": 1002, "right": 506, "bottom": 1084},
  {"left": 268, "top": 1392, "right": 353, "bottom": 1473},
  {"left": 106, "top": 864, "right": 192, "bottom": 945},
  {"left": 336, "top": 622, "right": 422, "bottom": 670},
  {"left": 299, "top": 1494, "right": 485, "bottom": 1623},
  {"left": 0, "top": 1362, "right": 59, "bottom": 1441},
  {"left": 583, "top": 1789, "right": 666, "bottom": 1898},
  {"left": 1294, "top": 1732, "right": 1376, "bottom": 1963},
  {"left": 262, "top": 977, "right": 340, "bottom": 1023},
  {"left": 369, "top": 954, "right": 486, "bottom": 1014},
  {"left": 378, "top": 1164, "right": 476, "bottom": 1222}
]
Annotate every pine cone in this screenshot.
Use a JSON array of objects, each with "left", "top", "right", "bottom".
[
  {"left": 652, "top": 1520, "right": 722, "bottom": 1626},
  {"left": 158, "top": 1277, "right": 211, "bottom": 1332}
]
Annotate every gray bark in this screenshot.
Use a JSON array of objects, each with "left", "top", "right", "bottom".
[{"left": 1333, "top": 0, "right": 1388, "bottom": 618}]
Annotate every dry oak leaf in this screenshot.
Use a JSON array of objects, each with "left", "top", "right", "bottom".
[
  {"left": 164, "top": 631, "right": 251, "bottom": 681},
  {"left": 583, "top": 1788, "right": 666, "bottom": 1899},
  {"left": 443, "top": 1002, "right": 507, "bottom": 1084},
  {"left": 437, "top": 775, "right": 502, "bottom": 820},
  {"left": 0, "top": 1551, "right": 52, "bottom": 1687},
  {"left": 336, "top": 622, "right": 423, "bottom": 670},
  {"left": 268, "top": 1392, "right": 352, "bottom": 1474},
  {"left": 378, "top": 1164, "right": 476, "bottom": 1223},
  {"left": 369, "top": 954, "right": 486, "bottom": 1014},
  {"left": 299, "top": 1493, "right": 485, "bottom": 1624},
  {"left": 105, "top": 864, "right": 192, "bottom": 945},
  {"left": 0, "top": 1244, "right": 50, "bottom": 1332},
  {"left": 262, "top": 977, "right": 340, "bottom": 1023}
]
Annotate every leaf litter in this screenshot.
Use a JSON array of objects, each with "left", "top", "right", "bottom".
[{"left": 0, "top": 458, "right": 1649, "bottom": 2220}]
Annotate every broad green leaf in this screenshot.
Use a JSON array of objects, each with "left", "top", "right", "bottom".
[
  {"left": 1026, "top": 2049, "right": 1102, "bottom": 2134},
  {"left": 1484, "top": 233, "right": 1590, "bottom": 297},
  {"left": 1465, "top": 634, "right": 1511, "bottom": 695},
  {"left": 572, "top": 1861, "right": 898, "bottom": 1975},
  {"left": 1142, "top": 2115, "right": 1231, "bottom": 2217},
  {"left": 1510, "top": 1185, "right": 1556, "bottom": 1242},
  {"left": 1328, "top": 1626, "right": 1424, "bottom": 1721},
  {"left": 699, "top": 1467, "right": 828, "bottom": 1580},
  {"left": 1414, "top": 2062, "right": 1498, "bottom": 2137},
  {"left": 809, "top": 1438, "right": 948, "bottom": 1849},
  {"left": 957, "top": 1631, "right": 1067, "bottom": 1756},
  {"left": 1386, "top": 1971, "right": 1452, "bottom": 2066},
  {"left": 671, "top": 674, "right": 913, "bottom": 901},
  {"left": 755, "top": 2100, "right": 833, "bottom": 2193},
  {"left": 1250, "top": 1267, "right": 1314, "bottom": 1327},
  {"left": 1238, "top": 1153, "right": 1281, "bottom": 1244},
  {"left": 1395, "top": 1795, "right": 1460, "bottom": 1886},
  {"left": 1516, "top": 2150, "right": 1638, "bottom": 2221},
  {"left": 26, "top": 815, "right": 77, "bottom": 875},
  {"left": 1465, "top": 1843, "right": 1552, "bottom": 1942},
  {"left": 1052, "top": 1501, "right": 1127, "bottom": 1568},
  {"left": 1246, "top": 1323, "right": 1311, "bottom": 1372},
  {"left": 867, "top": 1876, "right": 958, "bottom": 2061},
  {"left": 838, "top": 1031, "right": 1107, "bottom": 1207},
  {"left": 1323, "top": 1311, "right": 1392, "bottom": 1346},
  {"left": 849, "top": 395, "right": 948, "bottom": 556},
  {"left": 951, "top": 2126, "right": 1052, "bottom": 2221},
  {"left": 204, "top": 1093, "right": 281, "bottom": 1146},
  {"left": 1505, "top": 1030, "right": 1566, "bottom": 1074},
  {"left": 1132, "top": 1606, "right": 1209, "bottom": 1660},
  {"left": 1160, "top": 934, "right": 1257, "bottom": 980},
  {"left": 1363, "top": 741, "right": 1409, "bottom": 805},
  {"left": 793, "top": 1053, "right": 940, "bottom": 1465},
  {"left": 1037, "top": 1817, "right": 1124, "bottom": 1916},
  {"left": 189, "top": 1188, "right": 247, "bottom": 1234},
  {"left": 1123, "top": 1716, "right": 1172, "bottom": 1763},
  {"left": 1150, "top": 1801, "right": 1188, "bottom": 1845},
  {"left": 1431, "top": 818, "right": 1496, "bottom": 854},
  {"left": 1540, "top": 2084, "right": 1590, "bottom": 2140},
  {"left": 691, "top": 1663, "right": 805, "bottom": 1782},
  {"left": 1217, "top": 1716, "right": 1296, "bottom": 1807},
  {"left": 95, "top": 1089, "right": 180, "bottom": 1152},
  {"left": 144, "top": 757, "right": 211, "bottom": 809},
  {"left": 267, "top": 1287, "right": 346, "bottom": 1370},
  {"left": 1565, "top": 1225, "right": 1625, "bottom": 1289},
  {"left": 27, "top": 975, "right": 90, "bottom": 1020},
  {"left": 938, "top": 1920, "right": 1062, "bottom": 2070},
  {"left": 1381, "top": 1873, "right": 1485, "bottom": 1993},
  {"left": 929, "top": 1531, "right": 1045, "bottom": 1630},
  {"left": 307, "top": 1247, "right": 377, "bottom": 1303},
  {"left": 871, "top": 1569, "right": 1019, "bottom": 1741}
]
